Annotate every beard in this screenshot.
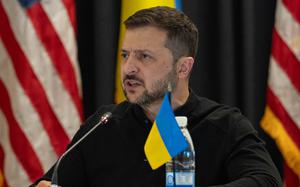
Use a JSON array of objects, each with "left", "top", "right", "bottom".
[{"left": 122, "top": 67, "right": 177, "bottom": 107}]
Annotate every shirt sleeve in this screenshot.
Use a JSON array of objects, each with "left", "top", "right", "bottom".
[{"left": 212, "top": 117, "right": 282, "bottom": 187}]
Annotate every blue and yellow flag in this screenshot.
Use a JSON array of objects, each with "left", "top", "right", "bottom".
[{"left": 144, "top": 93, "right": 188, "bottom": 170}]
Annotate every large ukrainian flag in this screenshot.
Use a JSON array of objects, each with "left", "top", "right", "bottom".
[
  {"left": 144, "top": 93, "right": 188, "bottom": 170},
  {"left": 115, "top": 0, "right": 181, "bottom": 103}
]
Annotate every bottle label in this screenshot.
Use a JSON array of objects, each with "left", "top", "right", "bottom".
[{"left": 166, "top": 172, "right": 195, "bottom": 187}]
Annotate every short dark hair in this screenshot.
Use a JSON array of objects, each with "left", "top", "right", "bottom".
[{"left": 124, "top": 6, "right": 198, "bottom": 62}]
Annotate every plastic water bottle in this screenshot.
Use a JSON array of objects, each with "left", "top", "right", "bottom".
[{"left": 166, "top": 116, "right": 195, "bottom": 187}]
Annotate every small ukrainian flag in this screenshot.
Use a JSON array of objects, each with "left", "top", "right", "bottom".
[{"left": 144, "top": 92, "right": 188, "bottom": 169}]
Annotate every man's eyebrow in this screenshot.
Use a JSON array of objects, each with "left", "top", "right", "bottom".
[
  {"left": 134, "top": 49, "right": 154, "bottom": 54},
  {"left": 121, "top": 49, "right": 154, "bottom": 54}
]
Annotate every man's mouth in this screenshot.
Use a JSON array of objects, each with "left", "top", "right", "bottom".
[{"left": 124, "top": 79, "right": 143, "bottom": 89}]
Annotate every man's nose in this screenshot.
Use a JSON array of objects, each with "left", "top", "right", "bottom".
[{"left": 124, "top": 55, "right": 138, "bottom": 75}]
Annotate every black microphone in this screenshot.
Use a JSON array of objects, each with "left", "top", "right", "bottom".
[{"left": 50, "top": 112, "right": 112, "bottom": 187}]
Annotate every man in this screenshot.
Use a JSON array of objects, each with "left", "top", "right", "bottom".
[{"left": 33, "top": 6, "right": 282, "bottom": 187}]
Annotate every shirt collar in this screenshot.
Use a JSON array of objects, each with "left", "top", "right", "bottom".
[{"left": 132, "top": 89, "right": 199, "bottom": 128}]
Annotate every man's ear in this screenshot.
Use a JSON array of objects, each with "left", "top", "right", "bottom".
[{"left": 177, "top": 57, "right": 194, "bottom": 78}]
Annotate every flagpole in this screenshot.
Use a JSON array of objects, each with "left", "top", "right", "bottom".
[
  {"left": 167, "top": 84, "right": 176, "bottom": 186},
  {"left": 172, "top": 157, "right": 176, "bottom": 186}
]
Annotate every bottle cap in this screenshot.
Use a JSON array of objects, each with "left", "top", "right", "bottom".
[{"left": 175, "top": 116, "right": 187, "bottom": 127}]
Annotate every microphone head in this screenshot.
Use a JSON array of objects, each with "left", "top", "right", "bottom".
[{"left": 100, "top": 112, "right": 112, "bottom": 124}]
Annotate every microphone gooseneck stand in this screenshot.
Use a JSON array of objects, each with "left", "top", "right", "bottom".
[{"left": 50, "top": 112, "right": 112, "bottom": 187}]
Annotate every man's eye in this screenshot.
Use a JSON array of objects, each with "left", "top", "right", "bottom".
[
  {"left": 142, "top": 54, "right": 150, "bottom": 59},
  {"left": 138, "top": 53, "right": 152, "bottom": 61},
  {"left": 121, "top": 53, "right": 128, "bottom": 60}
]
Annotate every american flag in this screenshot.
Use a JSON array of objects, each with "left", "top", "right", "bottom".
[
  {"left": 0, "top": 0, "right": 83, "bottom": 186},
  {"left": 261, "top": 0, "right": 300, "bottom": 186}
]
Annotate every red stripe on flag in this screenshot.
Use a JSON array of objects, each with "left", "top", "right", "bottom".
[
  {"left": 267, "top": 88, "right": 300, "bottom": 149},
  {"left": 27, "top": 3, "right": 83, "bottom": 121},
  {"left": 0, "top": 80, "right": 43, "bottom": 182},
  {"left": 284, "top": 162, "right": 300, "bottom": 186},
  {"left": 282, "top": 0, "right": 300, "bottom": 24},
  {"left": 272, "top": 29, "right": 300, "bottom": 93},
  {"left": 0, "top": 3, "right": 70, "bottom": 155},
  {"left": 62, "top": 0, "right": 77, "bottom": 34}
]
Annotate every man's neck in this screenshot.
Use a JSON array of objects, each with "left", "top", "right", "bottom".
[
  {"left": 142, "top": 103, "right": 161, "bottom": 122},
  {"left": 141, "top": 89, "right": 190, "bottom": 122}
]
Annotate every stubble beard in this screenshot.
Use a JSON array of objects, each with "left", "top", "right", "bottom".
[{"left": 123, "top": 67, "right": 177, "bottom": 107}]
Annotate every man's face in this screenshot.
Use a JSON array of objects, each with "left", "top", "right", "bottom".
[{"left": 121, "top": 26, "right": 177, "bottom": 106}]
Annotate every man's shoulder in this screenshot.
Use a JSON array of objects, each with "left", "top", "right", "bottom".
[
  {"left": 84, "top": 101, "right": 132, "bottom": 127},
  {"left": 191, "top": 94, "right": 240, "bottom": 121},
  {"left": 72, "top": 101, "right": 132, "bottom": 140},
  {"left": 192, "top": 95, "right": 251, "bottom": 134}
]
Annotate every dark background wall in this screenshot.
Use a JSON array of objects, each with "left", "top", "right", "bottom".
[{"left": 75, "top": 0, "right": 282, "bottom": 176}]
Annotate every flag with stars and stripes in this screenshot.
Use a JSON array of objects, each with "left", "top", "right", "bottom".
[
  {"left": 261, "top": 0, "right": 300, "bottom": 186},
  {"left": 0, "top": 0, "right": 83, "bottom": 186}
]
